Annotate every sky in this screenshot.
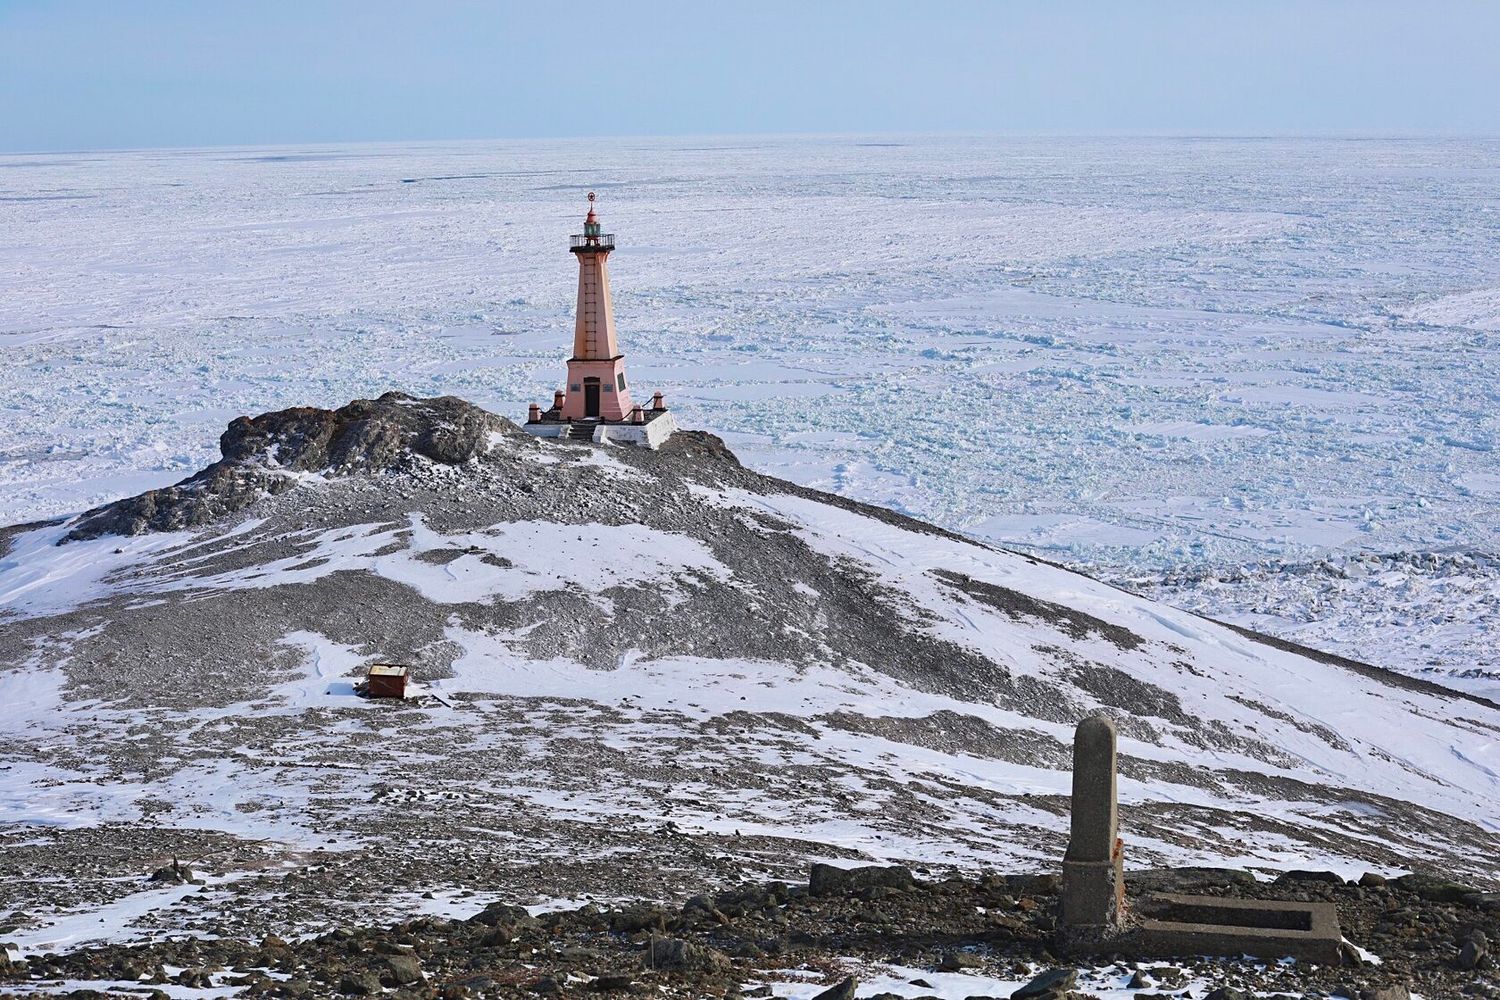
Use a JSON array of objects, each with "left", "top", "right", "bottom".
[{"left": 3, "top": 0, "right": 1500, "bottom": 152}]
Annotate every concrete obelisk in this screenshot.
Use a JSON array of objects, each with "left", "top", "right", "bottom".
[{"left": 1059, "top": 714, "right": 1126, "bottom": 943}]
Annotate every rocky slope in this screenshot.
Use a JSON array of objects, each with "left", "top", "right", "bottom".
[{"left": 1, "top": 393, "right": 1498, "bottom": 969}]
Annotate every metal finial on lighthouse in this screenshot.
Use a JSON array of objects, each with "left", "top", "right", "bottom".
[{"left": 583, "top": 191, "right": 602, "bottom": 243}]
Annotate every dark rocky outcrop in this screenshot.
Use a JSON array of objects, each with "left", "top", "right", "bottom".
[
  {"left": 931, "top": 568, "right": 1145, "bottom": 651},
  {"left": 65, "top": 392, "right": 517, "bottom": 541}
]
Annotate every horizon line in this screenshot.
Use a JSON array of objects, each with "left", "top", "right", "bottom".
[{"left": 7, "top": 128, "right": 1500, "bottom": 158}]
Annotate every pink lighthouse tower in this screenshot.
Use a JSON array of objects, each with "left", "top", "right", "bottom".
[
  {"left": 526, "top": 193, "right": 676, "bottom": 448},
  {"left": 561, "top": 192, "right": 633, "bottom": 421}
]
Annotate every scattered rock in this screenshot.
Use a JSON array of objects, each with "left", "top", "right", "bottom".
[
  {"left": 1358, "top": 872, "right": 1388, "bottom": 887},
  {"left": 1, "top": 866, "right": 1495, "bottom": 1000}
]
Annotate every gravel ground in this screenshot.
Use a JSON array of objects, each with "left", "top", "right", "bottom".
[{"left": 1, "top": 865, "right": 1495, "bottom": 999}]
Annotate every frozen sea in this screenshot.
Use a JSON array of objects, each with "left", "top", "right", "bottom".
[{"left": 1, "top": 135, "right": 1497, "bottom": 694}]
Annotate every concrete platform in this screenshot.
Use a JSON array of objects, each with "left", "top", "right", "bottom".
[
  {"left": 523, "top": 411, "right": 678, "bottom": 449},
  {"left": 1132, "top": 893, "right": 1343, "bottom": 964}
]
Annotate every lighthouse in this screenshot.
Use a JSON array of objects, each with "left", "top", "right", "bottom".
[
  {"left": 525, "top": 193, "right": 677, "bottom": 448},
  {"left": 562, "top": 192, "right": 632, "bottom": 421}
]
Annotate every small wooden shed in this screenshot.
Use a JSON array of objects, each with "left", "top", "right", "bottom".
[{"left": 366, "top": 663, "right": 409, "bottom": 699}]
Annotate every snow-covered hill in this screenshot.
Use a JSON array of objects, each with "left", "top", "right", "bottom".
[{"left": 1, "top": 393, "right": 1497, "bottom": 953}]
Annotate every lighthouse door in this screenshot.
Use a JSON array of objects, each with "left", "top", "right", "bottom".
[{"left": 583, "top": 378, "right": 601, "bottom": 418}]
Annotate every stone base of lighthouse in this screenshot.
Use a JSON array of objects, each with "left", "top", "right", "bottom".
[
  {"left": 525, "top": 355, "right": 678, "bottom": 450},
  {"left": 524, "top": 408, "right": 679, "bottom": 450}
]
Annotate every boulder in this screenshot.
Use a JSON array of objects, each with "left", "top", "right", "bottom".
[
  {"left": 811, "top": 977, "right": 857, "bottom": 1000},
  {"left": 1391, "top": 872, "right": 1478, "bottom": 903},
  {"left": 591, "top": 973, "right": 634, "bottom": 992},
  {"left": 378, "top": 953, "right": 424, "bottom": 986},
  {"left": 1131, "top": 867, "right": 1257, "bottom": 892},
  {"left": 1457, "top": 931, "right": 1489, "bottom": 971},
  {"left": 641, "top": 937, "right": 731, "bottom": 974},
  {"left": 608, "top": 904, "right": 669, "bottom": 934},
  {"left": 808, "top": 863, "right": 916, "bottom": 897},
  {"left": 1005, "top": 874, "right": 1061, "bottom": 896},
  {"left": 337, "top": 971, "right": 383, "bottom": 996},
  {"left": 1273, "top": 870, "right": 1346, "bottom": 885},
  {"left": 469, "top": 901, "right": 536, "bottom": 928},
  {"left": 713, "top": 883, "right": 783, "bottom": 915},
  {"left": 149, "top": 862, "right": 192, "bottom": 884},
  {"left": 1010, "top": 968, "right": 1076, "bottom": 1000},
  {"left": 938, "top": 952, "right": 982, "bottom": 971},
  {"left": 478, "top": 925, "right": 514, "bottom": 948}
]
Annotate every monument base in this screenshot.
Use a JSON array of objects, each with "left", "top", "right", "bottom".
[
  {"left": 1057, "top": 856, "right": 1127, "bottom": 954},
  {"left": 1060, "top": 855, "right": 1125, "bottom": 926}
]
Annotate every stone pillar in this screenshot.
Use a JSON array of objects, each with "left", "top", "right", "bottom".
[{"left": 1060, "top": 715, "right": 1125, "bottom": 937}]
